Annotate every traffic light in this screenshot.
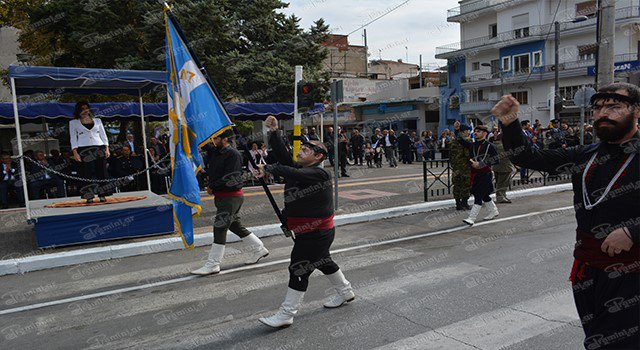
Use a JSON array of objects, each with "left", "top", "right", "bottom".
[{"left": 297, "top": 81, "right": 315, "bottom": 109}]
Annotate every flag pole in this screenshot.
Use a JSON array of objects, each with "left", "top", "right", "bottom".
[{"left": 165, "top": 7, "right": 294, "bottom": 238}]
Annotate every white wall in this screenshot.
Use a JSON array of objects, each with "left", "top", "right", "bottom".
[
  {"left": 497, "top": 1, "right": 545, "bottom": 32},
  {"left": 461, "top": 15, "right": 497, "bottom": 42}
]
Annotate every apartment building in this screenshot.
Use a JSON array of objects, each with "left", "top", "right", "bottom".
[{"left": 437, "top": 0, "right": 640, "bottom": 131}]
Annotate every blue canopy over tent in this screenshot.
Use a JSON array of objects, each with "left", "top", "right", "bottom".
[
  {"left": 8, "top": 65, "right": 166, "bottom": 96},
  {"left": 0, "top": 102, "right": 324, "bottom": 124}
]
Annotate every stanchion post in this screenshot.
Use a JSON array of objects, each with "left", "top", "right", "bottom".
[
  {"left": 139, "top": 91, "right": 152, "bottom": 190},
  {"left": 11, "top": 77, "right": 31, "bottom": 220}
]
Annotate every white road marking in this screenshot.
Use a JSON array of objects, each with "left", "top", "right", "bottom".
[
  {"left": 373, "top": 289, "right": 579, "bottom": 350},
  {"left": 0, "top": 206, "right": 573, "bottom": 316}
]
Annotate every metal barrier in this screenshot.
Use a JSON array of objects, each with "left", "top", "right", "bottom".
[
  {"left": 422, "top": 160, "right": 572, "bottom": 202},
  {"left": 422, "top": 159, "right": 451, "bottom": 202}
]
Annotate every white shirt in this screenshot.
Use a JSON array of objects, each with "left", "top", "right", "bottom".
[
  {"left": 69, "top": 118, "right": 109, "bottom": 150},
  {"left": 385, "top": 135, "right": 391, "bottom": 147}
]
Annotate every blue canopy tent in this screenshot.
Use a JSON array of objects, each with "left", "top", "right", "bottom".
[
  {"left": 0, "top": 102, "right": 324, "bottom": 124},
  {"left": 8, "top": 65, "right": 167, "bottom": 220}
]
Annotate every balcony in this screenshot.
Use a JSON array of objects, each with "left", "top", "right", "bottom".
[
  {"left": 436, "top": 6, "right": 639, "bottom": 59},
  {"left": 447, "top": 0, "right": 532, "bottom": 23},
  {"left": 458, "top": 53, "right": 637, "bottom": 89},
  {"left": 460, "top": 100, "right": 497, "bottom": 114}
]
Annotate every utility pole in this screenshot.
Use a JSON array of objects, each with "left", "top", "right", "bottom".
[
  {"left": 554, "top": 21, "right": 560, "bottom": 120},
  {"left": 596, "top": 0, "right": 616, "bottom": 87},
  {"left": 293, "top": 66, "right": 303, "bottom": 161},
  {"left": 419, "top": 54, "right": 423, "bottom": 88},
  {"left": 364, "top": 29, "right": 368, "bottom": 77}
]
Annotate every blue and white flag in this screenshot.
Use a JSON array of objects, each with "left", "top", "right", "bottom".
[{"left": 165, "top": 9, "right": 234, "bottom": 248}]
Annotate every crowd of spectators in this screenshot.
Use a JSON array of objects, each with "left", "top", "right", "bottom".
[
  {"left": 0, "top": 133, "right": 171, "bottom": 208},
  {"left": 0, "top": 119, "right": 596, "bottom": 209}
]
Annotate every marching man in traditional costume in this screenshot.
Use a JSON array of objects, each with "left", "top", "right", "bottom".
[
  {"left": 191, "top": 130, "right": 269, "bottom": 275},
  {"left": 254, "top": 115, "right": 355, "bottom": 328},
  {"left": 453, "top": 122, "right": 500, "bottom": 225},
  {"left": 495, "top": 83, "right": 640, "bottom": 349}
]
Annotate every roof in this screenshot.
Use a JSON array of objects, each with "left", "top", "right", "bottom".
[
  {"left": 8, "top": 65, "right": 166, "bottom": 96},
  {"left": 0, "top": 102, "right": 325, "bottom": 124}
]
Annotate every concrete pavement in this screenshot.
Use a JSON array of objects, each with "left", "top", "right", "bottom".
[{"left": 0, "top": 191, "right": 588, "bottom": 349}]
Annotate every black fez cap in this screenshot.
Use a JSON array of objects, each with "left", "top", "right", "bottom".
[{"left": 474, "top": 125, "right": 489, "bottom": 133}]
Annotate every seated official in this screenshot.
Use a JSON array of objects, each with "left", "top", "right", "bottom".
[
  {"left": 29, "top": 151, "right": 65, "bottom": 200},
  {"left": 0, "top": 154, "right": 24, "bottom": 209},
  {"left": 112, "top": 145, "right": 144, "bottom": 192}
]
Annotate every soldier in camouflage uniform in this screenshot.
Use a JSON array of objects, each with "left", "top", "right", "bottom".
[{"left": 449, "top": 124, "right": 471, "bottom": 210}]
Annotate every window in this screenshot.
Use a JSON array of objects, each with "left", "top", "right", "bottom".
[
  {"left": 576, "top": 1, "right": 597, "bottom": 18},
  {"left": 559, "top": 84, "right": 595, "bottom": 101},
  {"left": 472, "top": 62, "right": 480, "bottom": 71},
  {"left": 532, "top": 51, "right": 542, "bottom": 67},
  {"left": 513, "top": 53, "right": 530, "bottom": 73},
  {"left": 578, "top": 44, "right": 597, "bottom": 61},
  {"left": 511, "top": 91, "right": 528, "bottom": 105},
  {"left": 490, "top": 59, "right": 501, "bottom": 77},
  {"left": 502, "top": 56, "right": 511, "bottom": 72},
  {"left": 514, "top": 27, "right": 530, "bottom": 38},
  {"left": 512, "top": 13, "right": 529, "bottom": 38},
  {"left": 489, "top": 24, "right": 498, "bottom": 38},
  {"left": 470, "top": 89, "right": 484, "bottom": 102}
]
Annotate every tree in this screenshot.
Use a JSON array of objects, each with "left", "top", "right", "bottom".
[{"left": 2, "top": 0, "right": 331, "bottom": 103}]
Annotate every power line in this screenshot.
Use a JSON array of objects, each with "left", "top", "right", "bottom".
[{"left": 346, "top": 0, "right": 411, "bottom": 36}]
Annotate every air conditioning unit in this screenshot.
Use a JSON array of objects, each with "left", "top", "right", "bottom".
[{"left": 488, "top": 92, "right": 499, "bottom": 101}]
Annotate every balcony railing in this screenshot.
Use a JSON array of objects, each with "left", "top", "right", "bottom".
[
  {"left": 460, "top": 53, "right": 637, "bottom": 84},
  {"left": 447, "top": 0, "right": 530, "bottom": 20},
  {"left": 436, "top": 6, "right": 639, "bottom": 57}
]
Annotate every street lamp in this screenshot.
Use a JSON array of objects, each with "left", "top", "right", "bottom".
[
  {"left": 554, "top": 16, "right": 590, "bottom": 119},
  {"left": 481, "top": 62, "right": 504, "bottom": 96}
]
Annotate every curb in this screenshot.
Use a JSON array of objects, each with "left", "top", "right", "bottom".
[{"left": 0, "top": 183, "right": 573, "bottom": 276}]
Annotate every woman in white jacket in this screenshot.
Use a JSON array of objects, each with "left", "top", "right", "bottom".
[{"left": 69, "top": 102, "right": 111, "bottom": 203}]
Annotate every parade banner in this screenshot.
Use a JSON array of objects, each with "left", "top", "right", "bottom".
[{"left": 165, "top": 8, "right": 234, "bottom": 248}]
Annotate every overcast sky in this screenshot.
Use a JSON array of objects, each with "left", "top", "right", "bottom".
[{"left": 280, "top": 0, "right": 461, "bottom": 70}]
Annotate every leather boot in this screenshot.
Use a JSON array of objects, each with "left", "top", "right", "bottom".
[
  {"left": 190, "top": 243, "right": 224, "bottom": 275},
  {"left": 463, "top": 204, "right": 482, "bottom": 225},
  {"left": 323, "top": 270, "right": 355, "bottom": 308},
  {"left": 242, "top": 233, "right": 269, "bottom": 265},
  {"left": 461, "top": 198, "right": 472, "bottom": 210},
  {"left": 259, "top": 288, "right": 305, "bottom": 328},
  {"left": 455, "top": 199, "right": 462, "bottom": 211}
]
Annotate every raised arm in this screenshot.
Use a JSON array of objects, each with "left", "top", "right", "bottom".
[
  {"left": 265, "top": 115, "right": 294, "bottom": 167},
  {"left": 492, "top": 95, "right": 583, "bottom": 173},
  {"left": 453, "top": 121, "right": 472, "bottom": 148},
  {"left": 266, "top": 164, "right": 330, "bottom": 184}
]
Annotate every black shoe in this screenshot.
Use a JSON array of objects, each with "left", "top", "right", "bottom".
[
  {"left": 99, "top": 196, "right": 107, "bottom": 203},
  {"left": 0, "top": 205, "right": 8, "bottom": 210},
  {"left": 341, "top": 173, "right": 350, "bottom": 177},
  {"left": 86, "top": 198, "right": 94, "bottom": 204}
]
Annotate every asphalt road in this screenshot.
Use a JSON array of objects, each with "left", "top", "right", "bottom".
[{"left": 0, "top": 190, "right": 588, "bottom": 349}]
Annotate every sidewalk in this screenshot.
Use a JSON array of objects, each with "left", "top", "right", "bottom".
[{"left": 0, "top": 182, "right": 572, "bottom": 276}]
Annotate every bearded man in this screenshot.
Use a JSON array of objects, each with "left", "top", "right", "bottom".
[{"left": 493, "top": 83, "right": 640, "bottom": 349}]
